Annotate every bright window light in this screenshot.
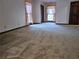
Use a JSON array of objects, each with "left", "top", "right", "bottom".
[{"left": 47, "top": 6, "right": 55, "bottom": 21}]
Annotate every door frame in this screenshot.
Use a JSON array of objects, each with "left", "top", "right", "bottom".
[
  {"left": 69, "top": 1, "right": 79, "bottom": 25},
  {"left": 41, "top": 5, "right": 44, "bottom": 23}
]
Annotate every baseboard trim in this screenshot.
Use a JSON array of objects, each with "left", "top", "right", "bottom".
[
  {"left": 0, "top": 25, "right": 28, "bottom": 34},
  {"left": 43, "top": 21, "right": 56, "bottom": 23},
  {"left": 33, "top": 23, "right": 42, "bottom": 24},
  {"left": 56, "top": 23, "right": 69, "bottom": 25}
]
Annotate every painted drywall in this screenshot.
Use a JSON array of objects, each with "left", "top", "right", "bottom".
[
  {"left": 32, "top": 0, "right": 41, "bottom": 23},
  {"left": 0, "top": 0, "right": 26, "bottom": 33},
  {"left": 0, "top": 0, "right": 2, "bottom": 32},
  {"left": 0, "top": 0, "right": 4, "bottom": 32},
  {"left": 56, "top": 0, "right": 78, "bottom": 24}
]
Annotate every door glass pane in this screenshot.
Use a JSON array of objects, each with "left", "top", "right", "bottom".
[{"left": 47, "top": 6, "right": 55, "bottom": 21}]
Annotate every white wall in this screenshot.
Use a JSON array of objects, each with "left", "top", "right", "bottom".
[
  {"left": 0, "top": 0, "right": 4, "bottom": 32},
  {"left": 56, "top": 0, "right": 78, "bottom": 24},
  {"left": 0, "top": 0, "right": 2, "bottom": 32},
  {"left": 0, "top": 0, "right": 26, "bottom": 33},
  {"left": 32, "top": 0, "right": 41, "bottom": 23}
]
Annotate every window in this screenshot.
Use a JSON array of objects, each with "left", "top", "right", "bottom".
[
  {"left": 26, "top": 2, "right": 33, "bottom": 24},
  {"left": 47, "top": 6, "right": 55, "bottom": 21}
]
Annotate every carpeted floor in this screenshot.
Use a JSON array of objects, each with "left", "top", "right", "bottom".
[{"left": 0, "top": 23, "right": 79, "bottom": 59}]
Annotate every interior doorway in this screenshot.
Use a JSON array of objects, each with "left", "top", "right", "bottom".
[
  {"left": 25, "top": 2, "right": 33, "bottom": 24},
  {"left": 69, "top": 1, "right": 79, "bottom": 25},
  {"left": 41, "top": 5, "right": 44, "bottom": 23},
  {"left": 47, "top": 6, "right": 56, "bottom": 22}
]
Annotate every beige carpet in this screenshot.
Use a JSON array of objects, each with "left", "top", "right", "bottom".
[{"left": 0, "top": 23, "right": 79, "bottom": 59}]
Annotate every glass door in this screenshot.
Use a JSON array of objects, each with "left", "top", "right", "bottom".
[{"left": 47, "top": 6, "right": 55, "bottom": 21}]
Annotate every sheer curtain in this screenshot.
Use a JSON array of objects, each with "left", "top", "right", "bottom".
[{"left": 26, "top": 2, "right": 33, "bottom": 24}]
